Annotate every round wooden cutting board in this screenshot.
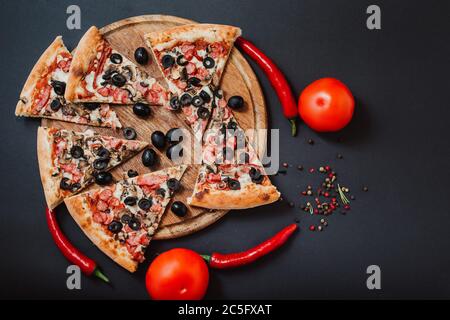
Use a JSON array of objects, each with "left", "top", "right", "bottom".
[{"left": 41, "top": 15, "right": 267, "bottom": 239}]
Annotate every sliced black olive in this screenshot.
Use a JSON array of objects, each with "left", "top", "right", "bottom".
[
  {"left": 51, "top": 80, "right": 66, "bottom": 96},
  {"left": 176, "top": 55, "right": 188, "bottom": 66},
  {"left": 156, "top": 188, "right": 166, "bottom": 198},
  {"left": 180, "top": 67, "right": 188, "bottom": 81},
  {"left": 50, "top": 99, "right": 62, "bottom": 111},
  {"left": 142, "top": 148, "right": 157, "bottom": 167},
  {"left": 84, "top": 102, "right": 100, "bottom": 110},
  {"left": 197, "top": 106, "right": 210, "bottom": 119},
  {"left": 94, "top": 171, "right": 113, "bottom": 185},
  {"left": 187, "top": 77, "right": 201, "bottom": 87},
  {"left": 60, "top": 177, "right": 72, "bottom": 190},
  {"left": 166, "top": 128, "right": 183, "bottom": 145},
  {"left": 203, "top": 57, "right": 215, "bottom": 69},
  {"left": 93, "top": 158, "right": 109, "bottom": 171},
  {"left": 227, "top": 95, "right": 244, "bottom": 109},
  {"left": 171, "top": 201, "right": 187, "bottom": 217},
  {"left": 134, "top": 47, "right": 149, "bottom": 65},
  {"left": 128, "top": 217, "right": 141, "bottom": 231},
  {"left": 133, "top": 103, "right": 151, "bottom": 118},
  {"left": 122, "top": 127, "right": 137, "bottom": 140},
  {"left": 151, "top": 131, "right": 166, "bottom": 149},
  {"left": 161, "top": 55, "right": 175, "bottom": 69},
  {"left": 120, "top": 214, "right": 132, "bottom": 224},
  {"left": 167, "top": 178, "right": 181, "bottom": 192},
  {"left": 199, "top": 90, "right": 211, "bottom": 103},
  {"left": 227, "top": 121, "right": 238, "bottom": 131},
  {"left": 127, "top": 169, "right": 138, "bottom": 178},
  {"left": 108, "top": 220, "right": 123, "bottom": 233},
  {"left": 138, "top": 198, "right": 152, "bottom": 211},
  {"left": 111, "top": 73, "right": 126, "bottom": 87},
  {"left": 124, "top": 196, "right": 137, "bottom": 206},
  {"left": 110, "top": 53, "right": 123, "bottom": 64},
  {"left": 213, "top": 88, "right": 223, "bottom": 98},
  {"left": 228, "top": 179, "right": 241, "bottom": 190},
  {"left": 96, "top": 147, "right": 110, "bottom": 160},
  {"left": 71, "top": 183, "right": 81, "bottom": 192},
  {"left": 249, "top": 167, "right": 264, "bottom": 184},
  {"left": 169, "top": 96, "right": 181, "bottom": 111},
  {"left": 70, "top": 146, "right": 84, "bottom": 159},
  {"left": 239, "top": 152, "right": 250, "bottom": 164},
  {"left": 166, "top": 143, "right": 183, "bottom": 161},
  {"left": 179, "top": 93, "right": 192, "bottom": 106},
  {"left": 102, "top": 69, "right": 115, "bottom": 80},
  {"left": 191, "top": 95, "right": 204, "bottom": 108}
]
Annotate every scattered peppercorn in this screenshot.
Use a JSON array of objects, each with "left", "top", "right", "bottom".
[
  {"left": 309, "top": 225, "right": 315, "bottom": 231},
  {"left": 288, "top": 202, "right": 295, "bottom": 208},
  {"left": 363, "top": 186, "right": 369, "bottom": 192},
  {"left": 318, "top": 226, "right": 323, "bottom": 231},
  {"left": 337, "top": 153, "right": 343, "bottom": 159},
  {"left": 282, "top": 162, "right": 289, "bottom": 168},
  {"left": 297, "top": 165, "right": 304, "bottom": 171},
  {"left": 308, "top": 138, "right": 314, "bottom": 145}
]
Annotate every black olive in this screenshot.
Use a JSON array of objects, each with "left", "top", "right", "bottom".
[
  {"left": 249, "top": 167, "right": 264, "bottom": 184},
  {"left": 169, "top": 96, "right": 181, "bottom": 111},
  {"left": 122, "top": 127, "right": 137, "bottom": 140},
  {"left": 51, "top": 80, "right": 66, "bottom": 96},
  {"left": 166, "top": 128, "right": 183, "bottom": 145},
  {"left": 127, "top": 169, "right": 138, "bottom": 178},
  {"left": 138, "top": 198, "right": 152, "bottom": 211},
  {"left": 227, "top": 121, "right": 238, "bottom": 131},
  {"left": 167, "top": 178, "right": 181, "bottom": 192},
  {"left": 108, "top": 220, "right": 123, "bottom": 234},
  {"left": 187, "top": 77, "right": 201, "bottom": 87},
  {"left": 120, "top": 214, "right": 132, "bottom": 224},
  {"left": 171, "top": 201, "right": 187, "bottom": 217},
  {"left": 179, "top": 93, "right": 192, "bottom": 106},
  {"left": 70, "top": 146, "right": 84, "bottom": 159},
  {"left": 213, "top": 88, "right": 223, "bottom": 98},
  {"left": 156, "top": 188, "right": 166, "bottom": 198},
  {"left": 128, "top": 217, "right": 141, "bottom": 231},
  {"left": 134, "top": 47, "right": 149, "bottom": 65},
  {"left": 161, "top": 55, "right": 175, "bottom": 68},
  {"left": 93, "top": 158, "right": 109, "bottom": 171},
  {"left": 197, "top": 106, "right": 210, "bottom": 119},
  {"left": 227, "top": 96, "right": 244, "bottom": 109},
  {"left": 191, "top": 95, "right": 204, "bottom": 108},
  {"left": 96, "top": 147, "right": 110, "bottom": 160},
  {"left": 111, "top": 73, "right": 126, "bottom": 87},
  {"left": 71, "top": 183, "right": 81, "bottom": 192},
  {"left": 228, "top": 179, "right": 241, "bottom": 190},
  {"left": 180, "top": 68, "right": 188, "bottom": 81},
  {"left": 124, "top": 196, "right": 137, "bottom": 206},
  {"left": 176, "top": 55, "right": 188, "bottom": 66},
  {"left": 84, "top": 103, "right": 100, "bottom": 110},
  {"left": 60, "top": 177, "right": 72, "bottom": 190},
  {"left": 50, "top": 99, "right": 62, "bottom": 111},
  {"left": 151, "top": 131, "right": 166, "bottom": 149},
  {"left": 102, "top": 69, "right": 115, "bottom": 80},
  {"left": 203, "top": 57, "right": 215, "bottom": 69},
  {"left": 94, "top": 171, "right": 113, "bottom": 185},
  {"left": 239, "top": 152, "right": 250, "bottom": 164},
  {"left": 166, "top": 143, "right": 183, "bottom": 161},
  {"left": 110, "top": 53, "right": 123, "bottom": 64},
  {"left": 133, "top": 103, "right": 151, "bottom": 117},
  {"left": 199, "top": 90, "right": 211, "bottom": 103},
  {"left": 142, "top": 148, "right": 157, "bottom": 167}
]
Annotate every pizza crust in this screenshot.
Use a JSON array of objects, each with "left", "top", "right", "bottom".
[
  {"left": 65, "top": 194, "right": 138, "bottom": 272},
  {"left": 37, "top": 127, "right": 62, "bottom": 209},
  {"left": 15, "top": 36, "right": 65, "bottom": 117}
]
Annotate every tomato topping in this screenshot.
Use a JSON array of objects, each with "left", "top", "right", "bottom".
[{"left": 97, "top": 87, "right": 110, "bottom": 97}]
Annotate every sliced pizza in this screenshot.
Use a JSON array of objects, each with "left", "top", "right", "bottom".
[
  {"left": 64, "top": 165, "right": 187, "bottom": 272},
  {"left": 15, "top": 36, "right": 121, "bottom": 128},
  {"left": 37, "top": 126, "right": 148, "bottom": 209},
  {"left": 145, "top": 24, "right": 241, "bottom": 95},
  {"left": 65, "top": 26, "right": 168, "bottom": 106}
]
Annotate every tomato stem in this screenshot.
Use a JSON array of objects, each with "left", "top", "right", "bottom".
[{"left": 93, "top": 268, "right": 110, "bottom": 283}]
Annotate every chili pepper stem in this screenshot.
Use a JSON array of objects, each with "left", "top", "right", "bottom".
[
  {"left": 93, "top": 268, "right": 110, "bottom": 283},
  {"left": 289, "top": 119, "right": 297, "bottom": 137},
  {"left": 200, "top": 254, "right": 211, "bottom": 263}
]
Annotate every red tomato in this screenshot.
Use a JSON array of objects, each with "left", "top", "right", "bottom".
[
  {"left": 145, "top": 248, "right": 209, "bottom": 300},
  {"left": 298, "top": 78, "right": 355, "bottom": 132}
]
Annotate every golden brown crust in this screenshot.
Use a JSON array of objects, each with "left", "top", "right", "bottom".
[
  {"left": 15, "top": 37, "right": 65, "bottom": 116},
  {"left": 65, "top": 26, "right": 103, "bottom": 102},
  {"left": 37, "top": 127, "right": 62, "bottom": 209},
  {"left": 64, "top": 194, "right": 138, "bottom": 272}
]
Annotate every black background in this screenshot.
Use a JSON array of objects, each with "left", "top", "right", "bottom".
[{"left": 0, "top": 0, "right": 449, "bottom": 300}]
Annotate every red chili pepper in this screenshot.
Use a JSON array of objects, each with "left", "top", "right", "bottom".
[
  {"left": 236, "top": 37, "right": 299, "bottom": 136},
  {"left": 46, "top": 207, "right": 109, "bottom": 283},
  {"left": 202, "top": 223, "right": 298, "bottom": 269}
]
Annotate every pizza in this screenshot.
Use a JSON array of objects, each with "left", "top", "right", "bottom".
[
  {"left": 15, "top": 36, "right": 121, "bottom": 128},
  {"left": 37, "top": 126, "right": 148, "bottom": 209},
  {"left": 145, "top": 24, "right": 241, "bottom": 95},
  {"left": 65, "top": 26, "right": 168, "bottom": 106},
  {"left": 64, "top": 165, "right": 187, "bottom": 272}
]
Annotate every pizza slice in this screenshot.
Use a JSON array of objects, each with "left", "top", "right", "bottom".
[
  {"left": 145, "top": 24, "right": 241, "bottom": 95},
  {"left": 15, "top": 36, "right": 121, "bottom": 128},
  {"left": 64, "top": 165, "right": 187, "bottom": 272},
  {"left": 37, "top": 126, "right": 148, "bottom": 209},
  {"left": 65, "top": 26, "right": 168, "bottom": 106}
]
